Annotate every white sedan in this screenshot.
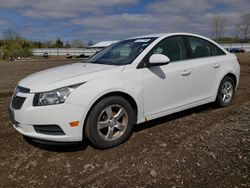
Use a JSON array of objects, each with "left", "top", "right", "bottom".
[{"left": 9, "top": 33, "right": 240, "bottom": 149}]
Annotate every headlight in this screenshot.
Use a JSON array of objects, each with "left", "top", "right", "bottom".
[{"left": 33, "top": 83, "right": 83, "bottom": 106}]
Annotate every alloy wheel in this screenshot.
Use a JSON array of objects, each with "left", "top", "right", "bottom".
[
  {"left": 221, "top": 81, "right": 233, "bottom": 104},
  {"left": 97, "top": 104, "right": 128, "bottom": 141}
]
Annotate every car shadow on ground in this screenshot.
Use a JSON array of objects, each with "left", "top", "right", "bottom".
[
  {"left": 133, "top": 103, "right": 215, "bottom": 132},
  {"left": 24, "top": 136, "right": 90, "bottom": 152},
  {"left": 24, "top": 103, "right": 216, "bottom": 152}
]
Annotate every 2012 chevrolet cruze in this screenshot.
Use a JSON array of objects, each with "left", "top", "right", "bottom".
[{"left": 9, "top": 33, "right": 240, "bottom": 149}]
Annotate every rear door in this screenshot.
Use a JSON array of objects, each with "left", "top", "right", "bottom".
[{"left": 185, "top": 36, "right": 226, "bottom": 102}]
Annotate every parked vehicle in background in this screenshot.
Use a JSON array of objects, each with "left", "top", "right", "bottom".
[
  {"left": 229, "top": 48, "right": 245, "bottom": 53},
  {"left": 75, "top": 54, "right": 87, "bottom": 58},
  {"left": 42, "top": 52, "right": 49, "bottom": 58},
  {"left": 9, "top": 33, "right": 240, "bottom": 149},
  {"left": 239, "top": 48, "right": 245, "bottom": 53},
  {"left": 66, "top": 53, "right": 73, "bottom": 59}
]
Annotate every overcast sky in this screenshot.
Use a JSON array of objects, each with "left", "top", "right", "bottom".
[{"left": 0, "top": 0, "right": 249, "bottom": 43}]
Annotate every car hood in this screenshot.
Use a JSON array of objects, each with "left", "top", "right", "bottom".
[{"left": 19, "top": 63, "right": 124, "bottom": 92}]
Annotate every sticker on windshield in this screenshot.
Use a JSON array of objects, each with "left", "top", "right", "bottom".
[{"left": 134, "top": 39, "right": 151, "bottom": 43}]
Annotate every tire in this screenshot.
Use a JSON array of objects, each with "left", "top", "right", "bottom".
[
  {"left": 85, "top": 96, "right": 135, "bottom": 149},
  {"left": 216, "top": 76, "right": 235, "bottom": 107}
]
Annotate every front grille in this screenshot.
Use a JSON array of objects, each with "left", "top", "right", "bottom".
[
  {"left": 11, "top": 96, "right": 26, "bottom": 110},
  {"left": 16, "top": 86, "right": 30, "bottom": 93},
  {"left": 33, "top": 125, "right": 65, "bottom": 135}
]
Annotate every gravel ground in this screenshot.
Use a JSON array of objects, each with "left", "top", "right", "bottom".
[{"left": 0, "top": 54, "right": 249, "bottom": 187}]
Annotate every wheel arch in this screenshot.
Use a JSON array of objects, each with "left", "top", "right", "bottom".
[
  {"left": 222, "top": 72, "right": 237, "bottom": 88},
  {"left": 82, "top": 91, "right": 138, "bottom": 137},
  {"left": 214, "top": 72, "right": 237, "bottom": 101},
  {"left": 216, "top": 72, "right": 237, "bottom": 98}
]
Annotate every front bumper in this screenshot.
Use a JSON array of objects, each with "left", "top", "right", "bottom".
[{"left": 9, "top": 92, "right": 88, "bottom": 142}]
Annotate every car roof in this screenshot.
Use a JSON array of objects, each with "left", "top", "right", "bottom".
[
  {"left": 129, "top": 32, "right": 208, "bottom": 39},
  {"left": 128, "top": 32, "right": 228, "bottom": 54},
  {"left": 129, "top": 33, "right": 169, "bottom": 39}
]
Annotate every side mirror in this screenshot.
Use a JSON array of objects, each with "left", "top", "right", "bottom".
[{"left": 148, "top": 54, "right": 170, "bottom": 66}]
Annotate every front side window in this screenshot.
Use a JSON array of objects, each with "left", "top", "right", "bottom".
[
  {"left": 85, "top": 38, "right": 156, "bottom": 65},
  {"left": 151, "top": 36, "right": 188, "bottom": 62},
  {"left": 187, "top": 36, "right": 225, "bottom": 58}
]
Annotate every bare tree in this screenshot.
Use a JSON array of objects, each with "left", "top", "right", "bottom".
[
  {"left": 237, "top": 13, "right": 250, "bottom": 42},
  {"left": 212, "top": 16, "right": 227, "bottom": 39},
  {"left": 2, "top": 28, "right": 21, "bottom": 41},
  {"left": 56, "top": 37, "right": 64, "bottom": 48},
  {"left": 71, "top": 39, "right": 84, "bottom": 48},
  {"left": 88, "top": 40, "right": 94, "bottom": 47}
]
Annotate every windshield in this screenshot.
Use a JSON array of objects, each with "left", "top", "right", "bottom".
[{"left": 85, "top": 38, "right": 156, "bottom": 65}]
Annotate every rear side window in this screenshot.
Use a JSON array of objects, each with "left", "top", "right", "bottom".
[
  {"left": 187, "top": 36, "right": 225, "bottom": 58},
  {"left": 152, "top": 36, "right": 188, "bottom": 62}
]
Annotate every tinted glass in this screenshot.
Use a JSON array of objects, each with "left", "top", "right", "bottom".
[
  {"left": 85, "top": 38, "right": 156, "bottom": 65},
  {"left": 187, "top": 36, "right": 225, "bottom": 58},
  {"left": 152, "top": 36, "right": 187, "bottom": 62}
]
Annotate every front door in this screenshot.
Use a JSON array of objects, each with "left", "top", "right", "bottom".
[{"left": 142, "top": 36, "right": 193, "bottom": 119}]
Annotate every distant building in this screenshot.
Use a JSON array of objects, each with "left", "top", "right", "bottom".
[
  {"left": 89, "top": 41, "right": 118, "bottom": 48},
  {"left": 32, "top": 40, "right": 119, "bottom": 57}
]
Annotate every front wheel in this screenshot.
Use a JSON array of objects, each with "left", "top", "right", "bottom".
[
  {"left": 85, "top": 96, "right": 135, "bottom": 149},
  {"left": 216, "top": 76, "right": 235, "bottom": 107}
]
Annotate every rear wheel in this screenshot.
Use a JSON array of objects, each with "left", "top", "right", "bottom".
[
  {"left": 85, "top": 96, "right": 135, "bottom": 149},
  {"left": 216, "top": 76, "right": 235, "bottom": 107}
]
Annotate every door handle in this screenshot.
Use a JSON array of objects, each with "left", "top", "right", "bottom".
[
  {"left": 213, "top": 63, "right": 220, "bottom": 68},
  {"left": 181, "top": 69, "right": 191, "bottom": 76}
]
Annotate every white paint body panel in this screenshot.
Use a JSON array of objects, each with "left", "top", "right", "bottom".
[
  {"left": 143, "top": 60, "right": 193, "bottom": 118},
  {"left": 10, "top": 33, "right": 240, "bottom": 142}
]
